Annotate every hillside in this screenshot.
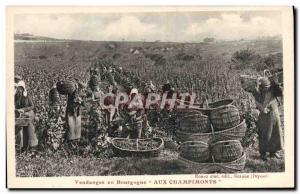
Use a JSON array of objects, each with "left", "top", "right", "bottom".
[{"left": 14, "top": 33, "right": 61, "bottom": 41}]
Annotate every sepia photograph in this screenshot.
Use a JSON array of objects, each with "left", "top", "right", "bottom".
[{"left": 6, "top": 6, "right": 294, "bottom": 188}]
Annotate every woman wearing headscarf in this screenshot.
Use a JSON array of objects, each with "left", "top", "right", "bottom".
[
  {"left": 119, "top": 88, "right": 145, "bottom": 139},
  {"left": 15, "top": 81, "right": 38, "bottom": 151},
  {"left": 243, "top": 77, "right": 283, "bottom": 161}
]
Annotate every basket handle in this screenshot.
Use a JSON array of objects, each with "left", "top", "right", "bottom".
[{"left": 263, "top": 69, "right": 272, "bottom": 77}]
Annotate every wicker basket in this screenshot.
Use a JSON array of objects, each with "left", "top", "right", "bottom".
[
  {"left": 211, "top": 140, "right": 243, "bottom": 163},
  {"left": 213, "top": 120, "right": 247, "bottom": 142},
  {"left": 208, "top": 99, "right": 234, "bottom": 109},
  {"left": 177, "top": 156, "right": 217, "bottom": 174},
  {"left": 177, "top": 152, "right": 246, "bottom": 173},
  {"left": 175, "top": 130, "right": 213, "bottom": 144},
  {"left": 56, "top": 80, "right": 76, "bottom": 95},
  {"left": 178, "top": 114, "right": 211, "bottom": 133},
  {"left": 210, "top": 105, "right": 240, "bottom": 131},
  {"left": 216, "top": 152, "right": 247, "bottom": 173},
  {"left": 111, "top": 137, "right": 164, "bottom": 157},
  {"left": 179, "top": 141, "right": 210, "bottom": 162},
  {"left": 175, "top": 108, "right": 202, "bottom": 117}
]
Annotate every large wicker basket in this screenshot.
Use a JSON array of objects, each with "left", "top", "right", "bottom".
[
  {"left": 216, "top": 152, "right": 247, "bottom": 173},
  {"left": 178, "top": 114, "right": 211, "bottom": 133},
  {"left": 56, "top": 80, "right": 76, "bottom": 95},
  {"left": 211, "top": 140, "right": 243, "bottom": 163},
  {"left": 212, "top": 119, "right": 247, "bottom": 142},
  {"left": 179, "top": 141, "right": 210, "bottom": 162},
  {"left": 111, "top": 137, "right": 164, "bottom": 157},
  {"left": 208, "top": 99, "right": 234, "bottom": 109},
  {"left": 175, "top": 108, "right": 203, "bottom": 117},
  {"left": 210, "top": 105, "right": 240, "bottom": 131},
  {"left": 177, "top": 156, "right": 217, "bottom": 174},
  {"left": 175, "top": 130, "right": 213, "bottom": 144},
  {"left": 177, "top": 152, "right": 246, "bottom": 173}
]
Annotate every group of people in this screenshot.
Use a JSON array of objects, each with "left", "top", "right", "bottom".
[
  {"left": 15, "top": 63, "right": 284, "bottom": 161},
  {"left": 51, "top": 67, "right": 153, "bottom": 149}
]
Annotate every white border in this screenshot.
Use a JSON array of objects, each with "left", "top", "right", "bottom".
[{"left": 1, "top": 1, "right": 298, "bottom": 193}]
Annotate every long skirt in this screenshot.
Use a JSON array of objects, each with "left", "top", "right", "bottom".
[
  {"left": 257, "top": 104, "right": 283, "bottom": 153},
  {"left": 66, "top": 113, "right": 82, "bottom": 141},
  {"left": 15, "top": 122, "right": 38, "bottom": 149}
]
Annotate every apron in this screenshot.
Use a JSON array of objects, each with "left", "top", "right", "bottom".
[
  {"left": 256, "top": 100, "right": 283, "bottom": 153},
  {"left": 65, "top": 91, "right": 83, "bottom": 141},
  {"left": 15, "top": 95, "right": 38, "bottom": 148},
  {"left": 252, "top": 88, "right": 284, "bottom": 153}
]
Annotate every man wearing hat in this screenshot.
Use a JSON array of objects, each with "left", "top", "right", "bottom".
[{"left": 244, "top": 77, "right": 283, "bottom": 161}]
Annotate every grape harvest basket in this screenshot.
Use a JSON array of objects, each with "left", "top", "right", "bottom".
[
  {"left": 178, "top": 152, "right": 246, "bottom": 173},
  {"left": 111, "top": 137, "right": 164, "bottom": 157}
]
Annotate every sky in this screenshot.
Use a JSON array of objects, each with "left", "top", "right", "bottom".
[{"left": 14, "top": 11, "right": 282, "bottom": 42}]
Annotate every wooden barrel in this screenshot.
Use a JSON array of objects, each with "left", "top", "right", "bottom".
[
  {"left": 178, "top": 114, "right": 211, "bottom": 133},
  {"left": 211, "top": 140, "right": 243, "bottom": 163},
  {"left": 179, "top": 141, "right": 210, "bottom": 162},
  {"left": 56, "top": 80, "right": 76, "bottom": 95},
  {"left": 210, "top": 105, "right": 240, "bottom": 131}
]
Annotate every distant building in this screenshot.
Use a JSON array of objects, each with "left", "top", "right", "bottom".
[{"left": 133, "top": 49, "right": 140, "bottom": 54}]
